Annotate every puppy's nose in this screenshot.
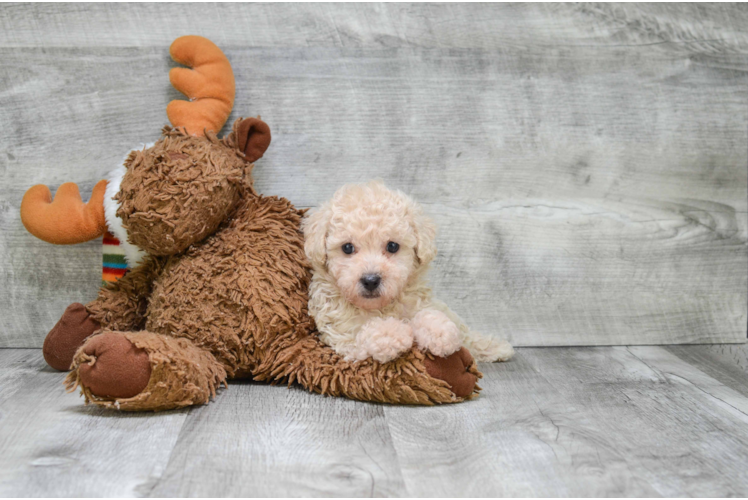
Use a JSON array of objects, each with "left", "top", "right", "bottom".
[{"left": 360, "top": 274, "right": 381, "bottom": 292}]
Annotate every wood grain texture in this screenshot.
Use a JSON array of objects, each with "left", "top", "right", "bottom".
[
  {"left": 0, "top": 350, "right": 189, "bottom": 497},
  {"left": 150, "top": 381, "right": 405, "bottom": 497},
  {"left": 2, "top": 346, "right": 748, "bottom": 496},
  {"left": 1, "top": 3, "right": 746, "bottom": 347},
  {"left": 666, "top": 343, "right": 748, "bottom": 399},
  {"left": 1, "top": 4, "right": 747, "bottom": 50},
  {"left": 384, "top": 346, "right": 748, "bottom": 497}
]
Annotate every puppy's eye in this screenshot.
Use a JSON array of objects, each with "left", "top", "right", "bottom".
[
  {"left": 386, "top": 241, "right": 400, "bottom": 254},
  {"left": 342, "top": 243, "right": 355, "bottom": 255}
]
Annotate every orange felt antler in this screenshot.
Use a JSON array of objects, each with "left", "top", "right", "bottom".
[
  {"left": 20, "top": 180, "right": 108, "bottom": 244},
  {"left": 167, "top": 36, "right": 235, "bottom": 136}
]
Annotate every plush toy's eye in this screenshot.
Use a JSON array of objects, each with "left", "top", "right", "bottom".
[
  {"left": 386, "top": 241, "right": 400, "bottom": 254},
  {"left": 342, "top": 243, "right": 355, "bottom": 255}
]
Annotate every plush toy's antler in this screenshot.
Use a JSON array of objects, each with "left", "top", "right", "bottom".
[
  {"left": 167, "top": 35, "right": 235, "bottom": 136},
  {"left": 21, "top": 180, "right": 108, "bottom": 244}
]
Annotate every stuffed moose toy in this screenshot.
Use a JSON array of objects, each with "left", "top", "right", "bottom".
[{"left": 19, "top": 36, "right": 480, "bottom": 411}]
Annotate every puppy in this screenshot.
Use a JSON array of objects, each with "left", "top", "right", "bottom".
[{"left": 302, "top": 180, "right": 514, "bottom": 364}]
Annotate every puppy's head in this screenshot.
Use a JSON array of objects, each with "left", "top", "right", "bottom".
[{"left": 303, "top": 181, "right": 436, "bottom": 311}]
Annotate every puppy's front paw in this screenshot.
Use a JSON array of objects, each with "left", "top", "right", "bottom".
[
  {"left": 348, "top": 317, "right": 414, "bottom": 363},
  {"left": 411, "top": 309, "right": 462, "bottom": 357}
]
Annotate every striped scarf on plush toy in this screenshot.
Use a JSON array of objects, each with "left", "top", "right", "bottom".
[{"left": 102, "top": 232, "right": 128, "bottom": 285}]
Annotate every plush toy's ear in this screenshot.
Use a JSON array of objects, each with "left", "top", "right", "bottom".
[
  {"left": 408, "top": 202, "right": 437, "bottom": 266},
  {"left": 235, "top": 117, "right": 271, "bottom": 163},
  {"left": 302, "top": 202, "right": 333, "bottom": 270}
]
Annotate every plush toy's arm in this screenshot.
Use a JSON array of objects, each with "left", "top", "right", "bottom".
[
  {"left": 254, "top": 321, "right": 479, "bottom": 404},
  {"left": 85, "top": 256, "right": 165, "bottom": 331}
]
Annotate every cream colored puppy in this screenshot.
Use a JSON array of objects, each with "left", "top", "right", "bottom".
[{"left": 302, "top": 180, "right": 514, "bottom": 364}]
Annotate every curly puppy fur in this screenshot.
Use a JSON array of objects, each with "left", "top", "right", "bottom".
[
  {"left": 116, "top": 126, "right": 247, "bottom": 256},
  {"left": 302, "top": 181, "right": 514, "bottom": 363}
]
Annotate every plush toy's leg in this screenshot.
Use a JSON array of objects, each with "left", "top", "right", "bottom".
[
  {"left": 43, "top": 303, "right": 101, "bottom": 371},
  {"left": 254, "top": 324, "right": 481, "bottom": 405},
  {"left": 85, "top": 256, "right": 164, "bottom": 331},
  {"left": 66, "top": 330, "right": 226, "bottom": 411},
  {"left": 40, "top": 257, "right": 164, "bottom": 372}
]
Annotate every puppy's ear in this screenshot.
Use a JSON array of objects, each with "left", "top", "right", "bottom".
[
  {"left": 302, "top": 202, "right": 333, "bottom": 270},
  {"left": 408, "top": 201, "right": 437, "bottom": 266}
]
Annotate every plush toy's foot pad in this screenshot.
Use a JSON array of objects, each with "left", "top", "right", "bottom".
[
  {"left": 67, "top": 330, "right": 227, "bottom": 411},
  {"left": 77, "top": 333, "right": 151, "bottom": 399},
  {"left": 43, "top": 303, "right": 101, "bottom": 371},
  {"left": 424, "top": 348, "right": 479, "bottom": 399}
]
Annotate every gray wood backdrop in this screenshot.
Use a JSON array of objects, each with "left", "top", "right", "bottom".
[{"left": 1, "top": 3, "right": 746, "bottom": 348}]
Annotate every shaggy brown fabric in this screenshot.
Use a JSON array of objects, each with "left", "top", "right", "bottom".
[
  {"left": 43, "top": 303, "right": 101, "bottom": 371},
  {"left": 67, "top": 331, "right": 226, "bottom": 411},
  {"left": 116, "top": 126, "right": 247, "bottom": 256},
  {"left": 256, "top": 322, "right": 470, "bottom": 405},
  {"left": 66, "top": 123, "right": 480, "bottom": 411},
  {"left": 143, "top": 194, "right": 309, "bottom": 373},
  {"left": 75, "top": 332, "right": 151, "bottom": 399},
  {"left": 87, "top": 256, "right": 164, "bottom": 332}
]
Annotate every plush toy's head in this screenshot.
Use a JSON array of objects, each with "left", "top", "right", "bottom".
[
  {"left": 116, "top": 117, "right": 269, "bottom": 256},
  {"left": 20, "top": 36, "right": 271, "bottom": 259}
]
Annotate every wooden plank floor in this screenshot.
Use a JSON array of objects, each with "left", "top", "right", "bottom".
[{"left": 1, "top": 345, "right": 747, "bottom": 497}]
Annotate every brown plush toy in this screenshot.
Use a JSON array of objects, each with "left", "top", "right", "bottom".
[{"left": 20, "top": 36, "right": 480, "bottom": 411}]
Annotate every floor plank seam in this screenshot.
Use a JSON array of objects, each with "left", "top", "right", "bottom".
[
  {"left": 379, "top": 406, "right": 412, "bottom": 498},
  {"left": 666, "top": 372, "right": 748, "bottom": 419},
  {"left": 140, "top": 407, "right": 193, "bottom": 498}
]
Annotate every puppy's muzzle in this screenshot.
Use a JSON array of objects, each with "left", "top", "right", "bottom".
[{"left": 360, "top": 274, "right": 381, "bottom": 293}]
